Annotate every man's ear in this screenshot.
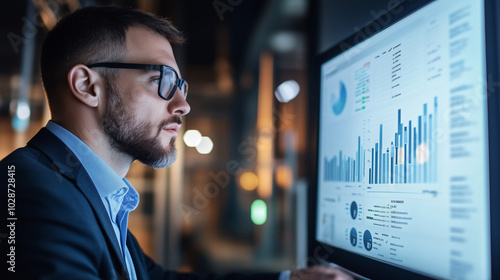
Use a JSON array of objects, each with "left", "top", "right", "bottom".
[{"left": 67, "top": 64, "right": 102, "bottom": 108}]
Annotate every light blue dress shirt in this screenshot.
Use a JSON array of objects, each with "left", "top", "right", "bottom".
[
  {"left": 46, "top": 121, "right": 139, "bottom": 280},
  {"left": 46, "top": 121, "right": 291, "bottom": 280},
  {"left": 279, "top": 270, "right": 291, "bottom": 280}
]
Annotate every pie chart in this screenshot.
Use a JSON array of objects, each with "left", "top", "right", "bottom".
[{"left": 331, "top": 81, "right": 347, "bottom": 115}]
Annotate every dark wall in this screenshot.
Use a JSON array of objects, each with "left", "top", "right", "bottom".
[{"left": 317, "top": 0, "right": 402, "bottom": 54}]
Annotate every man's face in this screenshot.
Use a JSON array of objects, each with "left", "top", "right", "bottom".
[{"left": 101, "top": 27, "right": 190, "bottom": 168}]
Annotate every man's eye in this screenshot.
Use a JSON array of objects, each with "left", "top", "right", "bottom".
[{"left": 152, "top": 77, "right": 161, "bottom": 84}]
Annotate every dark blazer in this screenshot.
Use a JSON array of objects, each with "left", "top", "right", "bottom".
[{"left": 0, "top": 128, "right": 279, "bottom": 280}]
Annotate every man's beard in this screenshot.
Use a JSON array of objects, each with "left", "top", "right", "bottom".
[{"left": 101, "top": 80, "right": 180, "bottom": 169}]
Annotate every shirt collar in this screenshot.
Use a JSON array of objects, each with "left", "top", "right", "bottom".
[
  {"left": 106, "top": 178, "right": 139, "bottom": 223},
  {"left": 45, "top": 121, "right": 133, "bottom": 198}
]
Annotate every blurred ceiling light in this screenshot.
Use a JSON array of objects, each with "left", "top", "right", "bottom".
[
  {"left": 251, "top": 199, "right": 267, "bottom": 225},
  {"left": 275, "top": 80, "right": 300, "bottom": 103},
  {"left": 33, "top": 0, "right": 57, "bottom": 30},
  {"left": 16, "top": 101, "right": 31, "bottom": 120},
  {"left": 12, "top": 101, "right": 30, "bottom": 132},
  {"left": 183, "top": 130, "right": 202, "bottom": 147},
  {"left": 239, "top": 171, "right": 259, "bottom": 191},
  {"left": 196, "top": 136, "right": 214, "bottom": 154},
  {"left": 269, "top": 31, "right": 303, "bottom": 53}
]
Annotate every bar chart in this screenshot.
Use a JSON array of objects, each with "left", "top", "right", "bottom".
[{"left": 324, "top": 97, "right": 438, "bottom": 184}]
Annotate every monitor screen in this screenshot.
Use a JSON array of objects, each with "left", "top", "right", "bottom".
[{"left": 311, "top": 0, "right": 497, "bottom": 279}]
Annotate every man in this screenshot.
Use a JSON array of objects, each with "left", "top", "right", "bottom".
[{"left": 0, "top": 6, "right": 352, "bottom": 280}]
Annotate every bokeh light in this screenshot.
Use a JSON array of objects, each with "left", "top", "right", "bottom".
[
  {"left": 274, "top": 80, "right": 300, "bottom": 103},
  {"left": 196, "top": 136, "right": 213, "bottom": 154},
  {"left": 183, "top": 130, "right": 202, "bottom": 147},
  {"left": 239, "top": 171, "right": 259, "bottom": 191},
  {"left": 251, "top": 199, "right": 267, "bottom": 225}
]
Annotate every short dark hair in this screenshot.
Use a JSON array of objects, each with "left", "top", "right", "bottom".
[{"left": 40, "top": 6, "right": 184, "bottom": 109}]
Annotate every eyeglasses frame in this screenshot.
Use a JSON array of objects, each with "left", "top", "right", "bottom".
[{"left": 86, "top": 62, "right": 187, "bottom": 101}]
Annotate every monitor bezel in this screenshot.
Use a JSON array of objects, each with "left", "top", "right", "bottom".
[{"left": 307, "top": 0, "right": 499, "bottom": 279}]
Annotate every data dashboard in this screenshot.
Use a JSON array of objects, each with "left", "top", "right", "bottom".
[{"left": 315, "top": 1, "right": 490, "bottom": 279}]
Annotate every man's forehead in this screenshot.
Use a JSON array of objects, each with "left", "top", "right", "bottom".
[{"left": 124, "top": 26, "right": 180, "bottom": 73}]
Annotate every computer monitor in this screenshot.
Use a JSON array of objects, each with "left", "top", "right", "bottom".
[{"left": 308, "top": 0, "right": 499, "bottom": 279}]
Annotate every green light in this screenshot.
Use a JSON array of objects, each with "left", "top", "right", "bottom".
[{"left": 251, "top": 200, "right": 267, "bottom": 225}]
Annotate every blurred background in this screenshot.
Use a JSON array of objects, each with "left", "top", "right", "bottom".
[{"left": 0, "top": 0, "right": 397, "bottom": 275}]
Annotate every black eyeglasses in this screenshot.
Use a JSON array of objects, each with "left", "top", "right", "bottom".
[{"left": 86, "top": 62, "right": 188, "bottom": 101}]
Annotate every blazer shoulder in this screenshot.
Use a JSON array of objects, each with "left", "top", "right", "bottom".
[
  {"left": 1, "top": 145, "right": 47, "bottom": 165},
  {"left": 1, "top": 145, "right": 74, "bottom": 186}
]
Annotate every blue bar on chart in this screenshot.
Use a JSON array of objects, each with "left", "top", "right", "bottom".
[
  {"left": 324, "top": 136, "right": 364, "bottom": 182},
  {"left": 323, "top": 97, "right": 438, "bottom": 184}
]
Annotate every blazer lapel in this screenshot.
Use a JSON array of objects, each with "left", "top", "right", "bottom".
[
  {"left": 75, "top": 170, "right": 130, "bottom": 278},
  {"left": 28, "top": 128, "right": 129, "bottom": 278}
]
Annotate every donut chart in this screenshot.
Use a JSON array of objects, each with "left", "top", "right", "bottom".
[{"left": 332, "top": 81, "right": 347, "bottom": 115}]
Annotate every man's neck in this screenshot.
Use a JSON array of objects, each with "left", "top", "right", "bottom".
[{"left": 52, "top": 119, "right": 133, "bottom": 178}]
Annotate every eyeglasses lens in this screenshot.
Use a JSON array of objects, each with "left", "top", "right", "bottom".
[
  {"left": 180, "top": 81, "right": 188, "bottom": 98},
  {"left": 161, "top": 70, "right": 177, "bottom": 100}
]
